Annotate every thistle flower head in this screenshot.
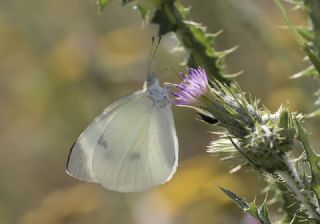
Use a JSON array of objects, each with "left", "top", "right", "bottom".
[
  {"left": 175, "top": 67, "right": 299, "bottom": 174},
  {"left": 173, "top": 67, "right": 208, "bottom": 106},
  {"left": 173, "top": 67, "right": 261, "bottom": 137}
]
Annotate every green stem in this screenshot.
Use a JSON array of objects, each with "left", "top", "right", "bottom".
[
  {"left": 276, "top": 182, "right": 310, "bottom": 223},
  {"left": 152, "top": 0, "right": 231, "bottom": 85},
  {"left": 277, "top": 170, "right": 320, "bottom": 222},
  {"left": 305, "top": 0, "right": 320, "bottom": 56}
]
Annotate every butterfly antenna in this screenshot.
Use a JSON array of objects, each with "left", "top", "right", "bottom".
[
  {"left": 160, "top": 67, "right": 181, "bottom": 92},
  {"left": 160, "top": 67, "right": 180, "bottom": 79},
  {"left": 147, "top": 37, "right": 155, "bottom": 76},
  {"left": 147, "top": 36, "right": 162, "bottom": 78}
]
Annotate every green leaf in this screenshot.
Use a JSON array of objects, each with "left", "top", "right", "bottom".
[
  {"left": 295, "top": 118, "right": 320, "bottom": 200},
  {"left": 219, "top": 187, "right": 272, "bottom": 224},
  {"left": 219, "top": 187, "right": 249, "bottom": 210},
  {"left": 303, "top": 44, "right": 320, "bottom": 74},
  {"left": 98, "top": 0, "right": 109, "bottom": 11}
]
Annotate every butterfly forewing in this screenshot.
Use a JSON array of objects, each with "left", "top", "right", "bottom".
[{"left": 66, "top": 92, "right": 140, "bottom": 183}]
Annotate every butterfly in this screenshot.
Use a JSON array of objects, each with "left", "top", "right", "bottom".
[{"left": 66, "top": 73, "right": 179, "bottom": 192}]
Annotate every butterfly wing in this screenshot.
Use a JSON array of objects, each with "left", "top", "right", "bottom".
[
  {"left": 92, "top": 93, "right": 178, "bottom": 192},
  {"left": 67, "top": 90, "right": 178, "bottom": 192},
  {"left": 66, "top": 91, "right": 143, "bottom": 183}
]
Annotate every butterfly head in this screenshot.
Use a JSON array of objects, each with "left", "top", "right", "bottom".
[{"left": 145, "top": 73, "right": 171, "bottom": 108}]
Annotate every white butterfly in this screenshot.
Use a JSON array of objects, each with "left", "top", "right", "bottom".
[{"left": 66, "top": 74, "right": 178, "bottom": 192}]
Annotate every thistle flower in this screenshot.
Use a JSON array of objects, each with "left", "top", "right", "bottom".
[
  {"left": 242, "top": 214, "right": 259, "bottom": 224},
  {"left": 174, "top": 67, "right": 209, "bottom": 106},
  {"left": 173, "top": 67, "right": 259, "bottom": 137}
]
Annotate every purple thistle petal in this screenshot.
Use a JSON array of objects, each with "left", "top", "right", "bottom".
[
  {"left": 173, "top": 67, "right": 208, "bottom": 106},
  {"left": 242, "top": 214, "right": 260, "bottom": 224}
]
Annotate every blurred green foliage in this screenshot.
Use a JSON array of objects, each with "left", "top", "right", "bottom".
[{"left": 0, "top": 0, "right": 319, "bottom": 223}]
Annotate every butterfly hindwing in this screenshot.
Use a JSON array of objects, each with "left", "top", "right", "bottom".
[{"left": 92, "top": 92, "right": 178, "bottom": 192}]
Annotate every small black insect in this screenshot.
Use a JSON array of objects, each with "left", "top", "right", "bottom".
[{"left": 198, "top": 113, "right": 218, "bottom": 124}]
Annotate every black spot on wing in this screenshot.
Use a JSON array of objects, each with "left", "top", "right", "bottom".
[
  {"left": 98, "top": 136, "right": 114, "bottom": 160},
  {"left": 98, "top": 136, "right": 108, "bottom": 148},
  {"left": 129, "top": 152, "right": 141, "bottom": 160}
]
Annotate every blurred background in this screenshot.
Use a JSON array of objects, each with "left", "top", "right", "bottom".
[{"left": 0, "top": 0, "right": 319, "bottom": 223}]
